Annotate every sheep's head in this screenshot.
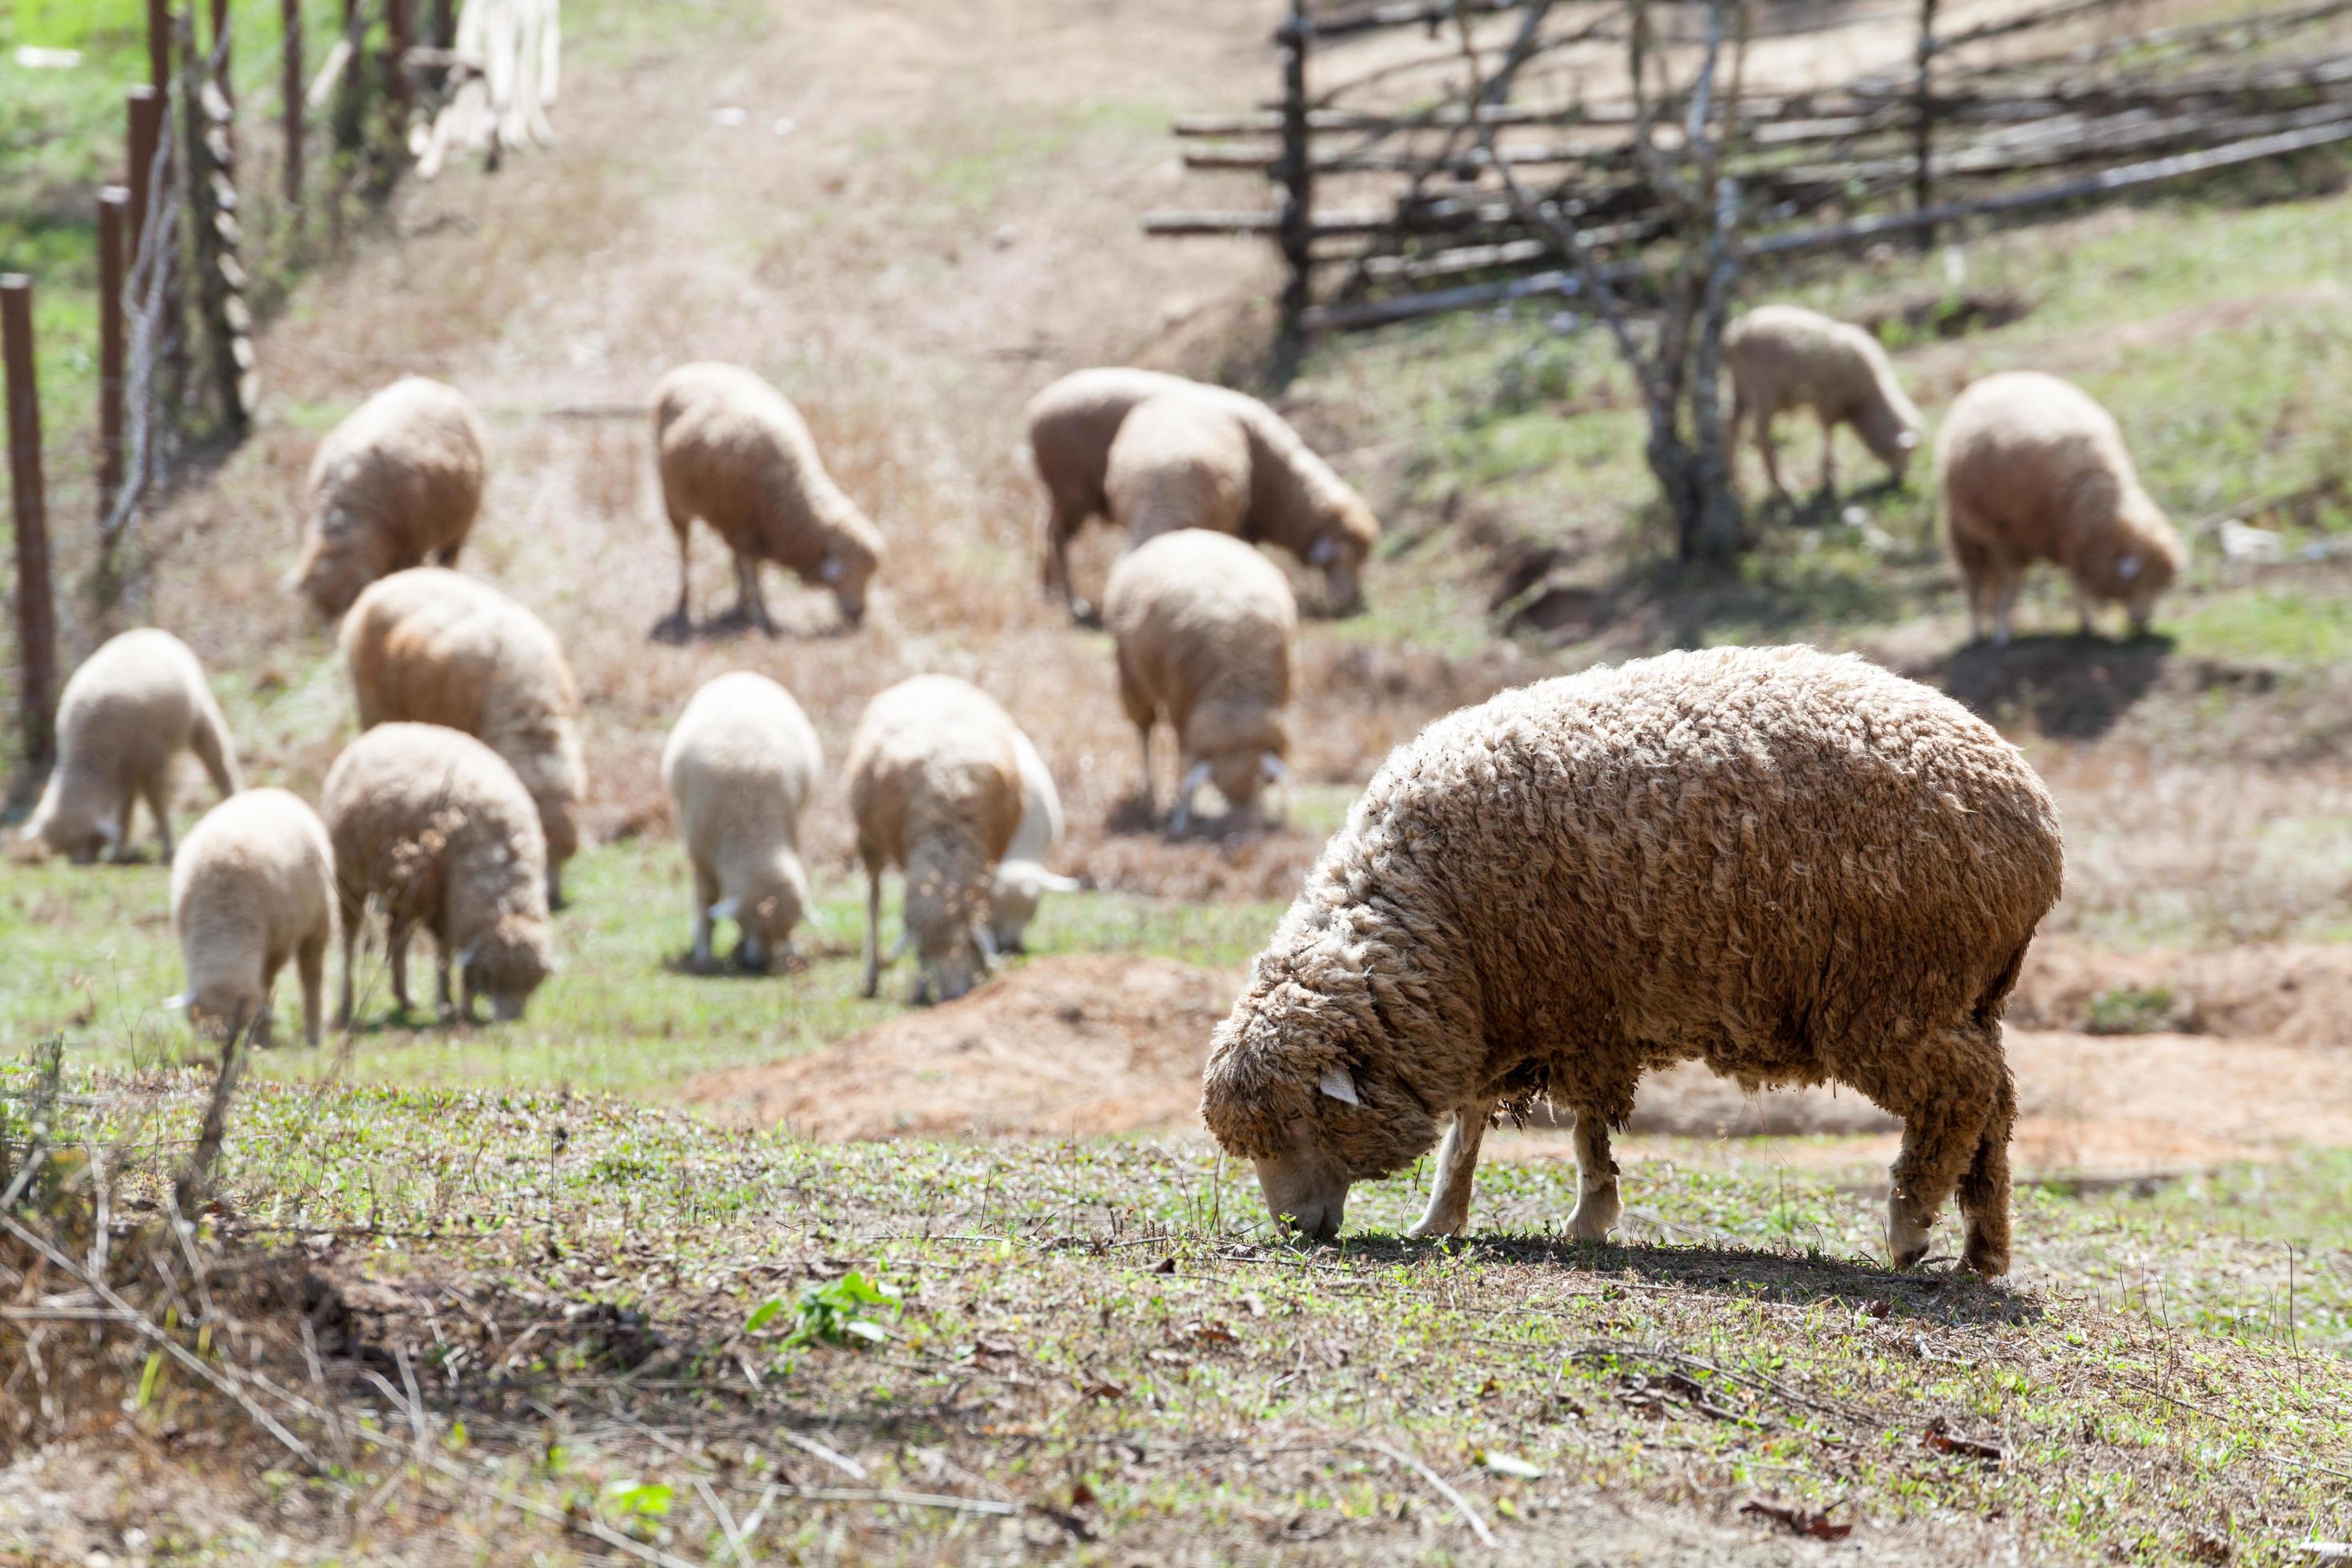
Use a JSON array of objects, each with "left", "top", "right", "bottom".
[
  {"left": 818, "top": 524, "right": 882, "bottom": 629},
  {"left": 716, "top": 853, "right": 810, "bottom": 974},
  {"left": 1186, "top": 702, "right": 1289, "bottom": 823},
  {"left": 167, "top": 984, "right": 256, "bottom": 1046},
  {"left": 2110, "top": 496, "right": 2183, "bottom": 632},
  {"left": 459, "top": 915, "right": 555, "bottom": 1022},
  {"left": 286, "top": 513, "right": 382, "bottom": 618},
  {"left": 23, "top": 786, "right": 119, "bottom": 865},
  {"left": 987, "top": 862, "right": 1081, "bottom": 954},
  {"left": 1201, "top": 934, "right": 1444, "bottom": 1241},
  {"left": 1854, "top": 398, "right": 1926, "bottom": 482},
  {"left": 1309, "top": 498, "right": 1378, "bottom": 614},
  {"left": 904, "top": 850, "right": 994, "bottom": 1005}
]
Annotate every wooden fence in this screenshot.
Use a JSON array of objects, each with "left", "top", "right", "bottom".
[
  {"left": 1150, "top": 0, "right": 2352, "bottom": 346},
  {"left": 2, "top": 0, "right": 562, "bottom": 776}
]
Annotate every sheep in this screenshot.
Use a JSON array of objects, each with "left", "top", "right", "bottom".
[
  {"left": 290, "top": 377, "right": 489, "bottom": 618},
  {"left": 1103, "top": 529, "right": 1294, "bottom": 836},
  {"left": 846, "top": 675, "right": 1024, "bottom": 1005},
  {"left": 322, "top": 722, "right": 555, "bottom": 1026},
  {"left": 988, "top": 730, "right": 1080, "bottom": 955},
  {"left": 1026, "top": 367, "right": 1379, "bottom": 619},
  {"left": 1104, "top": 392, "right": 1254, "bottom": 546},
  {"left": 1723, "top": 304, "right": 1923, "bottom": 498},
  {"left": 661, "top": 671, "right": 821, "bottom": 974},
  {"left": 1937, "top": 370, "right": 2185, "bottom": 645},
  {"left": 22, "top": 629, "right": 241, "bottom": 864},
  {"left": 1199, "top": 645, "right": 2063, "bottom": 1278},
  {"left": 166, "top": 789, "right": 337, "bottom": 1049},
  {"left": 339, "top": 567, "right": 586, "bottom": 908},
  {"left": 651, "top": 362, "right": 884, "bottom": 634}
]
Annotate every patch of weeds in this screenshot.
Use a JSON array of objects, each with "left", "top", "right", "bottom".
[
  {"left": 2083, "top": 984, "right": 2178, "bottom": 1036},
  {"left": 747, "top": 1270, "right": 902, "bottom": 1351}
]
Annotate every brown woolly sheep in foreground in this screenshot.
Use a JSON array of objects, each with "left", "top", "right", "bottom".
[
  {"left": 988, "top": 729, "right": 1079, "bottom": 955},
  {"left": 322, "top": 722, "right": 555, "bottom": 1026},
  {"left": 1026, "top": 367, "right": 1379, "bottom": 621},
  {"left": 1105, "top": 529, "right": 1295, "bottom": 836},
  {"left": 23, "top": 629, "right": 241, "bottom": 863},
  {"left": 1938, "top": 370, "right": 2184, "bottom": 644},
  {"left": 652, "top": 362, "right": 885, "bottom": 634},
  {"left": 1724, "top": 304, "right": 1923, "bottom": 497},
  {"left": 1200, "top": 646, "right": 2063, "bottom": 1278},
  {"left": 167, "top": 788, "right": 337, "bottom": 1048},
  {"left": 340, "top": 568, "right": 587, "bottom": 908},
  {"left": 661, "top": 670, "right": 822, "bottom": 974},
  {"left": 846, "top": 675, "right": 1024, "bottom": 1005},
  {"left": 290, "top": 377, "right": 489, "bottom": 617}
]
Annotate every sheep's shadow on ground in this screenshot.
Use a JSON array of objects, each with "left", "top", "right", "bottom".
[
  {"left": 1101, "top": 793, "right": 1275, "bottom": 844},
  {"left": 1926, "top": 631, "right": 2178, "bottom": 739},
  {"left": 1750, "top": 475, "right": 1906, "bottom": 530},
  {"left": 1327, "top": 1234, "right": 2038, "bottom": 1326}
]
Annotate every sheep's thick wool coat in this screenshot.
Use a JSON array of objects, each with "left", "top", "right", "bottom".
[
  {"left": 662, "top": 670, "right": 821, "bottom": 961},
  {"left": 341, "top": 567, "right": 586, "bottom": 898},
  {"left": 1938, "top": 370, "right": 2183, "bottom": 611},
  {"left": 1202, "top": 646, "right": 2063, "bottom": 1186},
  {"left": 170, "top": 788, "right": 337, "bottom": 1046},
  {"left": 294, "top": 377, "right": 488, "bottom": 617}
]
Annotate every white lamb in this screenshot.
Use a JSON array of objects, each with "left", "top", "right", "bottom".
[
  {"left": 661, "top": 671, "right": 822, "bottom": 974},
  {"left": 22, "top": 629, "right": 241, "bottom": 864},
  {"left": 166, "top": 788, "right": 337, "bottom": 1048},
  {"left": 1723, "top": 304, "right": 1923, "bottom": 498}
]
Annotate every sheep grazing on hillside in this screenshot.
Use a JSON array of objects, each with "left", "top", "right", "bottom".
[
  {"left": 1200, "top": 646, "right": 2063, "bottom": 1278},
  {"left": 1724, "top": 304, "right": 1923, "bottom": 498},
  {"left": 166, "top": 789, "right": 337, "bottom": 1049},
  {"left": 322, "top": 722, "right": 555, "bottom": 1026},
  {"left": 989, "top": 730, "right": 1080, "bottom": 955},
  {"left": 290, "top": 377, "right": 489, "bottom": 617},
  {"left": 1026, "top": 367, "right": 1379, "bottom": 619},
  {"left": 846, "top": 675, "right": 1024, "bottom": 1005},
  {"left": 1104, "top": 529, "right": 1295, "bottom": 836},
  {"left": 1938, "top": 370, "right": 2185, "bottom": 645},
  {"left": 22, "top": 629, "right": 241, "bottom": 864},
  {"left": 661, "top": 671, "right": 822, "bottom": 974},
  {"left": 651, "top": 362, "right": 885, "bottom": 634},
  {"left": 340, "top": 567, "right": 586, "bottom": 907}
]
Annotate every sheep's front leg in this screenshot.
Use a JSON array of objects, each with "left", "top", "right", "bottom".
[
  {"left": 1756, "top": 410, "right": 1789, "bottom": 499},
  {"left": 858, "top": 856, "right": 884, "bottom": 1000},
  {"left": 1406, "top": 1099, "right": 1497, "bottom": 1238},
  {"left": 297, "top": 932, "right": 326, "bottom": 1049},
  {"left": 690, "top": 861, "right": 719, "bottom": 970},
  {"left": 388, "top": 918, "right": 415, "bottom": 1015},
  {"left": 1816, "top": 409, "right": 1839, "bottom": 497},
  {"left": 1566, "top": 1109, "right": 1622, "bottom": 1243}
]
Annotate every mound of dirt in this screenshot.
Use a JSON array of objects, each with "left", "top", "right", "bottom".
[
  {"left": 685, "top": 956, "right": 1241, "bottom": 1141},
  {"left": 2014, "top": 938, "right": 2352, "bottom": 1049}
]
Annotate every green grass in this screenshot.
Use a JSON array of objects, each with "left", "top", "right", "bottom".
[
  {"left": 6, "top": 1061, "right": 2346, "bottom": 1562},
  {"left": 0, "top": 837, "right": 1285, "bottom": 1099}
]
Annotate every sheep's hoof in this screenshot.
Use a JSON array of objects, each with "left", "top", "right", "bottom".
[
  {"left": 650, "top": 611, "right": 693, "bottom": 644},
  {"left": 1566, "top": 1188, "right": 1621, "bottom": 1243},
  {"left": 1960, "top": 1234, "right": 2010, "bottom": 1278},
  {"left": 1405, "top": 1213, "right": 1466, "bottom": 1240}
]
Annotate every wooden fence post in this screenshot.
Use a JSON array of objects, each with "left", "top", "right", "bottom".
[
  {"left": 386, "top": 0, "right": 414, "bottom": 131},
  {"left": 98, "top": 188, "right": 129, "bottom": 522},
  {"left": 1914, "top": 0, "right": 1940, "bottom": 250},
  {"left": 148, "top": 0, "right": 174, "bottom": 94},
  {"left": 128, "top": 86, "right": 162, "bottom": 268},
  {"left": 1274, "top": 0, "right": 1316, "bottom": 379},
  {"left": 282, "top": 0, "right": 305, "bottom": 206},
  {"left": 210, "top": 0, "right": 233, "bottom": 105},
  {"left": 2, "top": 278, "right": 58, "bottom": 774},
  {"left": 336, "top": 0, "right": 367, "bottom": 156}
]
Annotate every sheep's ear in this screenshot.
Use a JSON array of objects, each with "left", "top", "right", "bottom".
[
  {"left": 458, "top": 939, "right": 482, "bottom": 969},
  {"left": 1258, "top": 751, "right": 1288, "bottom": 782},
  {"left": 708, "top": 897, "right": 740, "bottom": 922},
  {"left": 2115, "top": 554, "right": 2142, "bottom": 580},
  {"left": 1896, "top": 429, "right": 1922, "bottom": 450},
  {"left": 818, "top": 554, "right": 845, "bottom": 584},
  {"left": 1035, "top": 870, "right": 1082, "bottom": 894},
  {"left": 160, "top": 991, "right": 191, "bottom": 1011},
  {"left": 1317, "top": 1065, "right": 1362, "bottom": 1106},
  {"left": 1306, "top": 534, "right": 1337, "bottom": 566}
]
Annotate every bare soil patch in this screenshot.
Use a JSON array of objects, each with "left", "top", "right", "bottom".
[
  {"left": 2014, "top": 936, "right": 2352, "bottom": 1049},
  {"left": 685, "top": 954, "right": 1242, "bottom": 1139}
]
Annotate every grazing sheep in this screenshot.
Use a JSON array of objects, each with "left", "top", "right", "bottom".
[
  {"left": 340, "top": 567, "right": 586, "bottom": 907},
  {"left": 1027, "top": 367, "right": 1378, "bottom": 618},
  {"left": 1938, "top": 370, "right": 2185, "bottom": 645},
  {"left": 22, "top": 629, "right": 241, "bottom": 864},
  {"left": 1104, "top": 530, "right": 1294, "bottom": 835},
  {"left": 1724, "top": 304, "right": 1923, "bottom": 498},
  {"left": 661, "top": 671, "right": 821, "bottom": 974},
  {"left": 1200, "top": 646, "right": 2062, "bottom": 1278},
  {"left": 846, "top": 676, "right": 1024, "bottom": 1005},
  {"left": 166, "top": 789, "right": 336, "bottom": 1049},
  {"left": 989, "top": 730, "right": 1080, "bottom": 955},
  {"left": 322, "top": 722, "right": 555, "bottom": 1026},
  {"left": 290, "top": 377, "right": 489, "bottom": 617},
  {"left": 1105, "top": 392, "right": 1254, "bottom": 545},
  {"left": 651, "top": 362, "right": 884, "bottom": 634}
]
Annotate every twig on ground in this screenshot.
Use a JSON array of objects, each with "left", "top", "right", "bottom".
[{"left": 1360, "top": 1438, "right": 1498, "bottom": 1549}]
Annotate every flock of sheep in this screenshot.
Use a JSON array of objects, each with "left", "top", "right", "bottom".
[{"left": 14, "top": 298, "right": 2170, "bottom": 1270}]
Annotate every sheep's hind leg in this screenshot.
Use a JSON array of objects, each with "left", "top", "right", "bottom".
[
  {"left": 1406, "top": 1099, "right": 1498, "bottom": 1238},
  {"left": 1874, "top": 1024, "right": 2007, "bottom": 1271},
  {"left": 1954, "top": 1059, "right": 2018, "bottom": 1278},
  {"left": 1566, "top": 1109, "right": 1623, "bottom": 1242},
  {"left": 858, "top": 854, "right": 885, "bottom": 1000},
  {"left": 146, "top": 778, "right": 175, "bottom": 863},
  {"left": 298, "top": 932, "right": 326, "bottom": 1049}
]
